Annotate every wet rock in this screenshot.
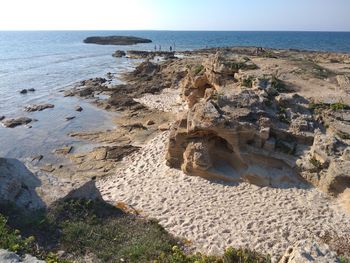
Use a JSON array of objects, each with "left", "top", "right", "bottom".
[
  {"left": 134, "top": 60, "right": 160, "bottom": 77},
  {"left": 31, "top": 155, "right": 43, "bottom": 163},
  {"left": 28, "top": 88, "right": 35, "bottom": 92},
  {"left": 75, "top": 106, "right": 83, "bottom": 112},
  {"left": 40, "top": 164, "right": 55, "bottom": 173},
  {"left": 65, "top": 116, "right": 76, "bottom": 121},
  {"left": 0, "top": 115, "right": 5, "bottom": 121},
  {"left": 2, "top": 117, "right": 32, "bottom": 128},
  {"left": 127, "top": 50, "right": 175, "bottom": 59},
  {"left": 24, "top": 104, "right": 54, "bottom": 112},
  {"left": 112, "top": 50, "right": 126, "bottom": 57},
  {"left": 54, "top": 146, "right": 73, "bottom": 155},
  {"left": 19, "top": 89, "right": 28, "bottom": 94},
  {"left": 78, "top": 87, "right": 94, "bottom": 97}
]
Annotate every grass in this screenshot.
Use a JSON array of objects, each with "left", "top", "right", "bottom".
[
  {"left": 242, "top": 76, "right": 254, "bottom": 88},
  {"left": 193, "top": 64, "right": 205, "bottom": 75},
  {"left": 270, "top": 75, "right": 287, "bottom": 93},
  {"left": 0, "top": 199, "right": 273, "bottom": 263},
  {"left": 310, "top": 157, "right": 323, "bottom": 170},
  {"left": 309, "top": 101, "right": 349, "bottom": 113}
]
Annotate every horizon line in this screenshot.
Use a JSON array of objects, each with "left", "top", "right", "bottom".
[{"left": 0, "top": 29, "right": 350, "bottom": 33}]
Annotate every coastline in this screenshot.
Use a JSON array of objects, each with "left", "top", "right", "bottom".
[{"left": 1, "top": 45, "right": 350, "bottom": 261}]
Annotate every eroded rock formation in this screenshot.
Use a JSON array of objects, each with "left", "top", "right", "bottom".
[{"left": 166, "top": 50, "right": 350, "bottom": 194}]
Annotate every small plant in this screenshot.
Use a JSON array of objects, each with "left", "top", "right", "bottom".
[
  {"left": 242, "top": 76, "right": 254, "bottom": 88},
  {"left": 330, "top": 102, "right": 347, "bottom": 110},
  {"left": 193, "top": 64, "right": 205, "bottom": 75},
  {"left": 271, "top": 75, "right": 287, "bottom": 92},
  {"left": 310, "top": 157, "right": 323, "bottom": 170}
]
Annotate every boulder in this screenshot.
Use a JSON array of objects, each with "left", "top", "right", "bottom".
[
  {"left": 0, "top": 249, "right": 44, "bottom": 263},
  {"left": 75, "top": 106, "right": 83, "bottom": 112},
  {"left": 24, "top": 104, "right": 54, "bottom": 112},
  {"left": 112, "top": 50, "right": 126, "bottom": 57},
  {"left": 0, "top": 158, "right": 44, "bottom": 209},
  {"left": 2, "top": 117, "right": 33, "bottom": 128}
]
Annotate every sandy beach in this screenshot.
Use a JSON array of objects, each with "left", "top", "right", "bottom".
[{"left": 97, "top": 87, "right": 350, "bottom": 261}]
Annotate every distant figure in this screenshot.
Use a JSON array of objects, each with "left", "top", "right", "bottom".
[
  {"left": 170, "top": 46, "right": 173, "bottom": 52},
  {"left": 154, "top": 45, "right": 157, "bottom": 51},
  {"left": 159, "top": 45, "right": 161, "bottom": 51}
]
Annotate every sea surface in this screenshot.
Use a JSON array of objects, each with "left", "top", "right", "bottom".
[{"left": 1, "top": 31, "right": 350, "bottom": 161}]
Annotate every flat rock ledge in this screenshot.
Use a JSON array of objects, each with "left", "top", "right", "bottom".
[{"left": 83, "top": 36, "right": 152, "bottom": 45}]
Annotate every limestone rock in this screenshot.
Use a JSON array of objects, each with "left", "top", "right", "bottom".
[
  {"left": 320, "top": 160, "right": 350, "bottom": 196},
  {"left": 0, "top": 158, "right": 44, "bottom": 209},
  {"left": 24, "top": 104, "right": 54, "bottom": 112},
  {"left": 166, "top": 51, "right": 323, "bottom": 187},
  {"left": 0, "top": 249, "right": 44, "bottom": 263},
  {"left": 2, "top": 117, "right": 33, "bottom": 128},
  {"left": 112, "top": 50, "right": 126, "bottom": 57}
]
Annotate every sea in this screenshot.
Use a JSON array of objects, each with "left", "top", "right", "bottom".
[{"left": 1, "top": 31, "right": 350, "bottom": 161}]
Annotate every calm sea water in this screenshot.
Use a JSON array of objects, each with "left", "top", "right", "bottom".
[{"left": 0, "top": 30, "right": 350, "bottom": 160}]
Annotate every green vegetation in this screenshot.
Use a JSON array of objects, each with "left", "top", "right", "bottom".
[
  {"left": 309, "top": 102, "right": 349, "bottom": 113},
  {"left": 311, "top": 63, "right": 334, "bottom": 79},
  {"left": 242, "top": 76, "right": 254, "bottom": 88},
  {"left": 340, "top": 256, "right": 350, "bottom": 263},
  {"left": 163, "top": 246, "right": 271, "bottom": 263},
  {"left": 260, "top": 50, "right": 277, "bottom": 59},
  {"left": 227, "top": 60, "right": 258, "bottom": 72},
  {"left": 310, "top": 157, "right": 323, "bottom": 170},
  {"left": 270, "top": 75, "right": 287, "bottom": 93},
  {"left": 0, "top": 199, "right": 272, "bottom": 263},
  {"left": 193, "top": 64, "right": 205, "bottom": 75}
]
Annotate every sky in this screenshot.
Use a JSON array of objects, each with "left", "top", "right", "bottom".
[{"left": 0, "top": 0, "right": 349, "bottom": 31}]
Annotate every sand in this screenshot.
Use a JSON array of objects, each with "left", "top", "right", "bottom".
[{"left": 97, "top": 89, "right": 350, "bottom": 262}]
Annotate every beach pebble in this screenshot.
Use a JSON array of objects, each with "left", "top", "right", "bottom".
[
  {"left": 75, "top": 106, "right": 83, "bottom": 112},
  {"left": 145, "top": 119, "right": 155, "bottom": 125}
]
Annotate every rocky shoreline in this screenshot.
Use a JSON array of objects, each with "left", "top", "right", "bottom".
[{"left": 1, "top": 47, "right": 350, "bottom": 262}]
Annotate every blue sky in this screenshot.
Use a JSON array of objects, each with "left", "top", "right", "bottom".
[{"left": 0, "top": 0, "right": 349, "bottom": 31}]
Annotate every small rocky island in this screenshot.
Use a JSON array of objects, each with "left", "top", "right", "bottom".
[{"left": 83, "top": 35, "right": 152, "bottom": 45}]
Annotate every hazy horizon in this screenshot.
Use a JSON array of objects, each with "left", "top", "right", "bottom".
[{"left": 1, "top": 0, "right": 350, "bottom": 31}]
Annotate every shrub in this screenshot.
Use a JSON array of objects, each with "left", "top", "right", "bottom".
[{"left": 193, "top": 65, "right": 205, "bottom": 75}]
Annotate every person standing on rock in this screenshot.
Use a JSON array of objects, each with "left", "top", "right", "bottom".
[
  {"left": 159, "top": 45, "right": 161, "bottom": 51},
  {"left": 170, "top": 46, "right": 173, "bottom": 52},
  {"left": 154, "top": 45, "right": 157, "bottom": 51}
]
